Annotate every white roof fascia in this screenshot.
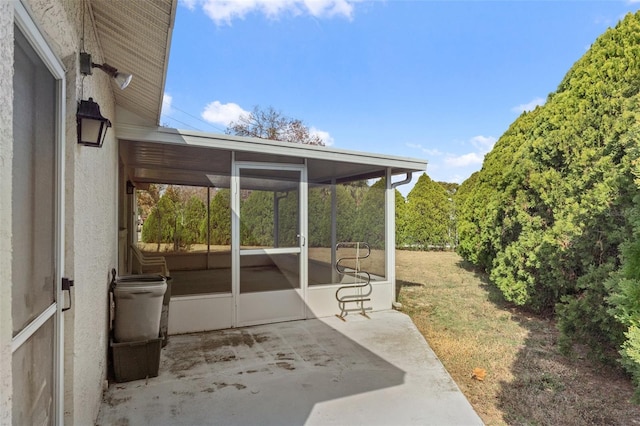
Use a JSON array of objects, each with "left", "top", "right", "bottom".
[
  {"left": 116, "top": 124, "right": 428, "bottom": 172},
  {"left": 156, "top": 0, "right": 178, "bottom": 125}
]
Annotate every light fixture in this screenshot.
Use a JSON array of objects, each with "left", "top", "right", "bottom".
[
  {"left": 76, "top": 97, "right": 111, "bottom": 147},
  {"left": 126, "top": 180, "right": 135, "bottom": 194},
  {"left": 80, "top": 52, "right": 132, "bottom": 90}
]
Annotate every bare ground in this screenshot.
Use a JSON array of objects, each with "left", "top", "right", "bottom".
[{"left": 396, "top": 250, "right": 640, "bottom": 426}]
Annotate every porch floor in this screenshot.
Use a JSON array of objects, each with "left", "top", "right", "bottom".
[{"left": 96, "top": 310, "right": 482, "bottom": 425}]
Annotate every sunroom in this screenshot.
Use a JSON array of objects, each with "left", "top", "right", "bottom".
[{"left": 117, "top": 119, "right": 426, "bottom": 333}]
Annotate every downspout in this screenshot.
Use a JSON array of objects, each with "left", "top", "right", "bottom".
[
  {"left": 391, "top": 172, "right": 412, "bottom": 189},
  {"left": 389, "top": 172, "right": 412, "bottom": 311}
]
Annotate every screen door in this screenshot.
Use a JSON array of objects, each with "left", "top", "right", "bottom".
[
  {"left": 234, "top": 164, "right": 307, "bottom": 326},
  {"left": 11, "top": 5, "right": 66, "bottom": 424}
]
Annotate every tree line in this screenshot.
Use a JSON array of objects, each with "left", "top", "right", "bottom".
[
  {"left": 138, "top": 174, "right": 458, "bottom": 252},
  {"left": 454, "top": 12, "right": 640, "bottom": 398}
]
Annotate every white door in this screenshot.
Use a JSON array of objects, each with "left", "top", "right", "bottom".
[
  {"left": 233, "top": 163, "right": 308, "bottom": 327},
  {"left": 11, "top": 4, "right": 66, "bottom": 425}
]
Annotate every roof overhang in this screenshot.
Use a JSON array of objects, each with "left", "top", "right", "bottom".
[
  {"left": 90, "top": 0, "right": 176, "bottom": 125},
  {"left": 117, "top": 124, "right": 427, "bottom": 189}
]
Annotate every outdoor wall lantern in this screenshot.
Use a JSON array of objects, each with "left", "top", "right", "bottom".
[
  {"left": 77, "top": 51, "right": 132, "bottom": 147},
  {"left": 76, "top": 97, "right": 111, "bottom": 147}
]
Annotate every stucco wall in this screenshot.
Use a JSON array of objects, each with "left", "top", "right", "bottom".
[
  {"left": 0, "top": 3, "right": 14, "bottom": 424},
  {"left": 12, "top": 0, "right": 119, "bottom": 424}
]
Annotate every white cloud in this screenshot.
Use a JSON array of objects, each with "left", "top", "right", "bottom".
[
  {"left": 310, "top": 126, "right": 334, "bottom": 146},
  {"left": 442, "top": 135, "right": 495, "bottom": 168},
  {"left": 201, "top": 101, "right": 249, "bottom": 126},
  {"left": 419, "top": 134, "right": 495, "bottom": 184},
  {"left": 303, "top": 0, "right": 355, "bottom": 18},
  {"left": 179, "top": 0, "right": 197, "bottom": 10},
  {"left": 470, "top": 135, "right": 496, "bottom": 151},
  {"left": 162, "top": 92, "right": 173, "bottom": 115},
  {"left": 201, "top": 0, "right": 257, "bottom": 24},
  {"left": 444, "top": 152, "right": 484, "bottom": 168},
  {"left": 406, "top": 142, "right": 443, "bottom": 157},
  {"left": 185, "top": 0, "right": 359, "bottom": 25},
  {"left": 512, "top": 97, "right": 546, "bottom": 113},
  {"left": 405, "top": 135, "right": 494, "bottom": 183}
]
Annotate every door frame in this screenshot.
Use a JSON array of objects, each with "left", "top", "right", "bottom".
[
  {"left": 231, "top": 158, "right": 308, "bottom": 327},
  {"left": 11, "top": 2, "right": 66, "bottom": 424}
]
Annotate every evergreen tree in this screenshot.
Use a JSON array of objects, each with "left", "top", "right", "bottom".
[
  {"left": 141, "top": 194, "right": 177, "bottom": 251},
  {"left": 181, "top": 196, "right": 206, "bottom": 247},
  {"left": 355, "top": 179, "right": 385, "bottom": 249},
  {"left": 395, "top": 189, "right": 408, "bottom": 247},
  {"left": 276, "top": 190, "right": 299, "bottom": 247},
  {"left": 203, "top": 189, "right": 231, "bottom": 245},
  {"left": 336, "top": 184, "right": 359, "bottom": 242},
  {"left": 241, "top": 191, "right": 274, "bottom": 246},
  {"left": 308, "top": 186, "right": 332, "bottom": 247},
  {"left": 406, "top": 173, "right": 453, "bottom": 249}
]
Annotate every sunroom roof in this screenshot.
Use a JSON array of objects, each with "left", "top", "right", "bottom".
[{"left": 117, "top": 124, "right": 427, "bottom": 188}]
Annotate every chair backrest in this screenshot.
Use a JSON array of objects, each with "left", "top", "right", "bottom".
[
  {"left": 130, "top": 244, "right": 143, "bottom": 259},
  {"left": 129, "top": 244, "right": 169, "bottom": 276}
]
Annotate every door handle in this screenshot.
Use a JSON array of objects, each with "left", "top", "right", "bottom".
[
  {"left": 62, "top": 277, "right": 74, "bottom": 312},
  {"left": 297, "top": 234, "right": 306, "bottom": 247}
]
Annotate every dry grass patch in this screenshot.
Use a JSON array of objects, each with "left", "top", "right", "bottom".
[{"left": 397, "top": 250, "right": 640, "bottom": 425}]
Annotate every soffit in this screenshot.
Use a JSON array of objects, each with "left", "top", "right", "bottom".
[
  {"left": 118, "top": 124, "right": 427, "bottom": 189},
  {"left": 90, "top": 0, "right": 176, "bottom": 124}
]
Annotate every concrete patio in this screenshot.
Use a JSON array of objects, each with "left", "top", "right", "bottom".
[{"left": 96, "top": 310, "right": 482, "bottom": 425}]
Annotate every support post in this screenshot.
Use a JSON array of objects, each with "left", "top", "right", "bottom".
[
  {"left": 385, "top": 168, "right": 397, "bottom": 303},
  {"left": 331, "top": 179, "right": 338, "bottom": 283}
]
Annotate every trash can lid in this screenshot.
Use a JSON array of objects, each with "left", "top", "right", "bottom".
[{"left": 116, "top": 274, "right": 165, "bottom": 284}]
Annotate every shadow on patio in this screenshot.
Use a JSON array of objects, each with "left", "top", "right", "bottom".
[{"left": 96, "top": 310, "right": 481, "bottom": 425}]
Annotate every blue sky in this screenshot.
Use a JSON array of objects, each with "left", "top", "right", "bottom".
[{"left": 162, "top": 0, "right": 640, "bottom": 194}]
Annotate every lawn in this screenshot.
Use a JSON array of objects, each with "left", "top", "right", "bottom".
[{"left": 396, "top": 250, "right": 640, "bottom": 425}]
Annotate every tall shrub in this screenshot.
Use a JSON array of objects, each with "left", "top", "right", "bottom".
[{"left": 455, "top": 12, "right": 640, "bottom": 387}]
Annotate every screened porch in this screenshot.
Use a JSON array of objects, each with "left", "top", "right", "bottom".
[{"left": 117, "top": 123, "right": 426, "bottom": 332}]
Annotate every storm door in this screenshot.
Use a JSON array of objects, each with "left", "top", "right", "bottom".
[
  {"left": 11, "top": 4, "right": 66, "bottom": 425},
  {"left": 233, "top": 163, "right": 308, "bottom": 326}
]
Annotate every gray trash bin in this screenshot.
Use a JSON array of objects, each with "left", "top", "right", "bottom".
[{"left": 113, "top": 274, "right": 166, "bottom": 342}]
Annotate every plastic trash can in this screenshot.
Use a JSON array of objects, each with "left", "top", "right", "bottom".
[{"left": 113, "top": 274, "right": 167, "bottom": 342}]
